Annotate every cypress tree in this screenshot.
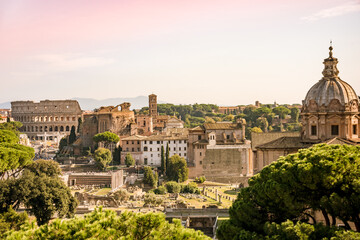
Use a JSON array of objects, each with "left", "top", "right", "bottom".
[
  {"left": 165, "top": 142, "right": 170, "bottom": 175},
  {"left": 69, "top": 126, "right": 76, "bottom": 144},
  {"left": 161, "top": 145, "right": 165, "bottom": 175}
]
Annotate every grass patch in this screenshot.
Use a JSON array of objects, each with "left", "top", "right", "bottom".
[
  {"left": 224, "top": 190, "right": 239, "bottom": 195},
  {"left": 93, "top": 188, "right": 112, "bottom": 196}
]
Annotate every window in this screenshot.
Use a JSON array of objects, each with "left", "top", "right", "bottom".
[
  {"left": 311, "top": 125, "right": 317, "bottom": 136},
  {"left": 132, "top": 148, "right": 134, "bottom": 152},
  {"left": 132, "top": 141, "right": 134, "bottom": 144},
  {"left": 151, "top": 154, "right": 153, "bottom": 157},
  {"left": 331, "top": 125, "right": 339, "bottom": 135},
  {"left": 179, "top": 153, "right": 181, "bottom": 156},
  {"left": 157, "top": 148, "right": 160, "bottom": 151},
  {"left": 126, "top": 148, "right": 129, "bottom": 151},
  {"left": 200, "top": 152, "right": 202, "bottom": 156},
  {"left": 137, "top": 141, "right": 140, "bottom": 144},
  {"left": 157, "top": 141, "right": 160, "bottom": 144},
  {"left": 179, "top": 140, "right": 182, "bottom": 144},
  {"left": 150, "top": 148, "right": 152, "bottom": 151},
  {"left": 179, "top": 147, "right": 181, "bottom": 150},
  {"left": 184, "top": 140, "right": 187, "bottom": 143},
  {"left": 144, "top": 158, "right": 148, "bottom": 165},
  {"left": 227, "top": 135, "right": 230, "bottom": 140},
  {"left": 126, "top": 141, "right": 129, "bottom": 144},
  {"left": 138, "top": 148, "right": 140, "bottom": 152},
  {"left": 174, "top": 147, "right": 176, "bottom": 151},
  {"left": 198, "top": 135, "right": 201, "bottom": 140},
  {"left": 173, "top": 140, "right": 176, "bottom": 144},
  {"left": 150, "top": 141, "right": 153, "bottom": 144},
  {"left": 199, "top": 161, "right": 202, "bottom": 165},
  {"left": 144, "top": 141, "right": 147, "bottom": 144},
  {"left": 353, "top": 125, "right": 358, "bottom": 135},
  {"left": 184, "top": 147, "right": 187, "bottom": 151},
  {"left": 184, "top": 153, "right": 187, "bottom": 156},
  {"left": 144, "top": 147, "right": 148, "bottom": 151}
]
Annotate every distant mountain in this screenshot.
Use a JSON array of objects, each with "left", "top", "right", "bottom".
[
  {"left": 0, "top": 96, "right": 166, "bottom": 111},
  {"left": 0, "top": 102, "right": 10, "bottom": 109}
]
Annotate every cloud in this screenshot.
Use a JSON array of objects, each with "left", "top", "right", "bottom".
[
  {"left": 32, "top": 54, "right": 115, "bottom": 72},
  {"left": 301, "top": 1, "right": 360, "bottom": 22}
]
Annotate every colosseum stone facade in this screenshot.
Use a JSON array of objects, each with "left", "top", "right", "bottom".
[{"left": 11, "top": 100, "right": 83, "bottom": 141}]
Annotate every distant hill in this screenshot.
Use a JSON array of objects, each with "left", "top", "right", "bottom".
[{"left": 0, "top": 96, "right": 165, "bottom": 111}]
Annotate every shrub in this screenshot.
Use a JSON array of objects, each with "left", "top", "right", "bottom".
[
  {"left": 153, "top": 186, "right": 167, "bottom": 195},
  {"left": 181, "top": 182, "right": 200, "bottom": 194},
  {"left": 165, "top": 181, "right": 181, "bottom": 193},
  {"left": 195, "top": 176, "right": 206, "bottom": 183}
]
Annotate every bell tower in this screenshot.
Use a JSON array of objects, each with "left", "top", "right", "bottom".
[{"left": 148, "top": 94, "right": 158, "bottom": 119}]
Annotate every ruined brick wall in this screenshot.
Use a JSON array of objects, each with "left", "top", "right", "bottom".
[{"left": 202, "top": 146, "right": 251, "bottom": 183}]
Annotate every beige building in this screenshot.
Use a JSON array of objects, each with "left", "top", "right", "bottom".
[
  {"left": 253, "top": 45, "right": 360, "bottom": 172},
  {"left": 80, "top": 102, "right": 136, "bottom": 148},
  {"left": 187, "top": 120, "right": 252, "bottom": 183},
  {"left": 11, "top": 100, "right": 82, "bottom": 141}
]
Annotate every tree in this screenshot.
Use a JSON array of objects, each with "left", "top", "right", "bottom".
[
  {"left": 93, "top": 131, "right": 120, "bottom": 148},
  {"left": 0, "top": 160, "right": 77, "bottom": 226},
  {"left": 0, "top": 130, "right": 18, "bottom": 145},
  {"left": 256, "top": 117, "right": 269, "bottom": 132},
  {"left": 160, "top": 145, "right": 165, "bottom": 175},
  {"left": 94, "top": 148, "right": 112, "bottom": 170},
  {"left": 0, "top": 207, "right": 28, "bottom": 235},
  {"left": 165, "top": 181, "right": 181, "bottom": 193},
  {"left": 273, "top": 106, "right": 291, "bottom": 120},
  {"left": 251, "top": 127, "right": 263, "bottom": 133},
  {"left": 290, "top": 107, "right": 300, "bottom": 123},
  {"left": 143, "top": 166, "right": 157, "bottom": 188},
  {"left": 165, "top": 142, "right": 170, "bottom": 174},
  {"left": 112, "top": 146, "right": 121, "bottom": 165},
  {"left": 167, "top": 155, "right": 188, "bottom": 182},
  {"left": 58, "top": 137, "right": 68, "bottom": 152},
  {"left": 124, "top": 153, "right": 135, "bottom": 167},
  {"left": 77, "top": 117, "right": 82, "bottom": 133},
  {"left": 3, "top": 208, "right": 211, "bottom": 239},
  {"left": 111, "top": 189, "right": 129, "bottom": 205},
  {"left": 217, "top": 144, "right": 360, "bottom": 239},
  {"left": 0, "top": 122, "right": 22, "bottom": 135},
  {"left": 68, "top": 126, "right": 76, "bottom": 145}
]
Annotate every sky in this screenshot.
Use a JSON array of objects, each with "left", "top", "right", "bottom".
[{"left": 0, "top": 0, "right": 359, "bottom": 106}]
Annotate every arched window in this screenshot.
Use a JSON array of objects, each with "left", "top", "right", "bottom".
[
  {"left": 144, "top": 147, "right": 148, "bottom": 151},
  {"left": 49, "top": 126, "right": 53, "bottom": 132},
  {"left": 60, "top": 126, "right": 64, "bottom": 131},
  {"left": 55, "top": 126, "right": 58, "bottom": 131},
  {"left": 66, "top": 126, "right": 70, "bottom": 131}
]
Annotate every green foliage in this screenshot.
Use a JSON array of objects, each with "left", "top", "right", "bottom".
[
  {"left": 217, "top": 144, "right": 360, "bottom": 239},
  {"left": 111, "top": 189, "right": 129, "bottom": 205},
  {"left": 59, "top": 137, "right": 68, "bottom": 152},
  {"left": 0, "top": 130, "right": 18, "bottom": 144},
  {"left": 77, "top": 117, "right": 82, "bottom": 133},
  {"left": 3, "top": 208, "right": 210, "bottom": 239},
  {"left": 195, "top": 176, "right": 206, "bottom": 183},
  {"left": 290, "top": 107, "right": 300, "bottom": 123},
  {"left": 165, "top": 181, "right": 181, "bottom": 193},
  {"left": 160, "top": 145, "right": 165, "bottom": 175},
  {"left": 124, "top": 153, "right": 135, "bottom": 167},
  {"left": 143, "top": 193, "right": 164, "bottom": 207},
  {"left": 0, "top": 207, "right": 28, "bottom": 236},
  {"left": 166, "top": 155, "right": 188, "bottom": 183},
  {"left": 181, "top": 182, "right": 200, "bottom": 194},
  {"left": 143, "top": 166, "right": 157, "bottom": 188},
  {"left": 25, "top": 159, "right": 61, "bottom": 177},
  {"left": 165, "top": 143, "right": 170, "bottom": 174},
  {"left": 93, "top": 131, "right": 120, "bottom": 148},
  {"left": 251, "top": 127, "right": 263, "bottom": 133},
  {"left": 68, "top": 126, "right": 76, "bottom": 145},
  {"left": 94, "top": 148, "right": 112, "bottom": 170},
  {"left": 153, "top": 186, "right": 167, "bottom": 195},
  {"left": 0, "top": 143, "right": 34, "bottom": 179},
  {"left": 273, "top": 106, "right": 291, "bottom": 119},
  {"left": 0, "top": 122, "right": 22, "bottom": 136},
  {"left": 112, "top": 146, "right": 121, "bottom": 164}
]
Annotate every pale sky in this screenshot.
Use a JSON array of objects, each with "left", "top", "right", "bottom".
[{"left": 0, "top": 0, "right": 359, "bottom": 106}]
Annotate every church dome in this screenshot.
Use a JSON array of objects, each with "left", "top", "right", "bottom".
[{"left": 304, "top": 46, "right": 358, "bottom": 108}]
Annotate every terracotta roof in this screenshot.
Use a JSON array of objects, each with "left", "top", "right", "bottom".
[
  {"left": 194, "top": 139, "right": 209, "bottom": 144},
  {"left": 256, "top": 137, "right": 311, "bottom": 149},
  {"left": 203, "top": 123, "right": 240, "bottom": 130},
  {"left": 324, "top": 137, "right": 360, "bottom": 145},
  {"left": 190, "top": 126, "right": 203, "bottom": 132},
  {"left": 251, "top": 132, "right": 300, "bottom": 150},
  {"left": 121, "top": 135, "right": 148, "bottom": 141}
]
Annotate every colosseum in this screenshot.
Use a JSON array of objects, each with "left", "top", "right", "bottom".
[{"left": 11, "top": 100, "right": 83, "bottom": 141}]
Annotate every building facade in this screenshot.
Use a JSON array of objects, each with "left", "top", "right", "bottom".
[
  {"left": 253, "top": 45, "right": 360, "bottom": 172},
  {"left": 187, "top": 120, "right": 253, "bottom": 183},
  {"left": 11, "top": 100, "right": 82, "bottom": 141}
]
